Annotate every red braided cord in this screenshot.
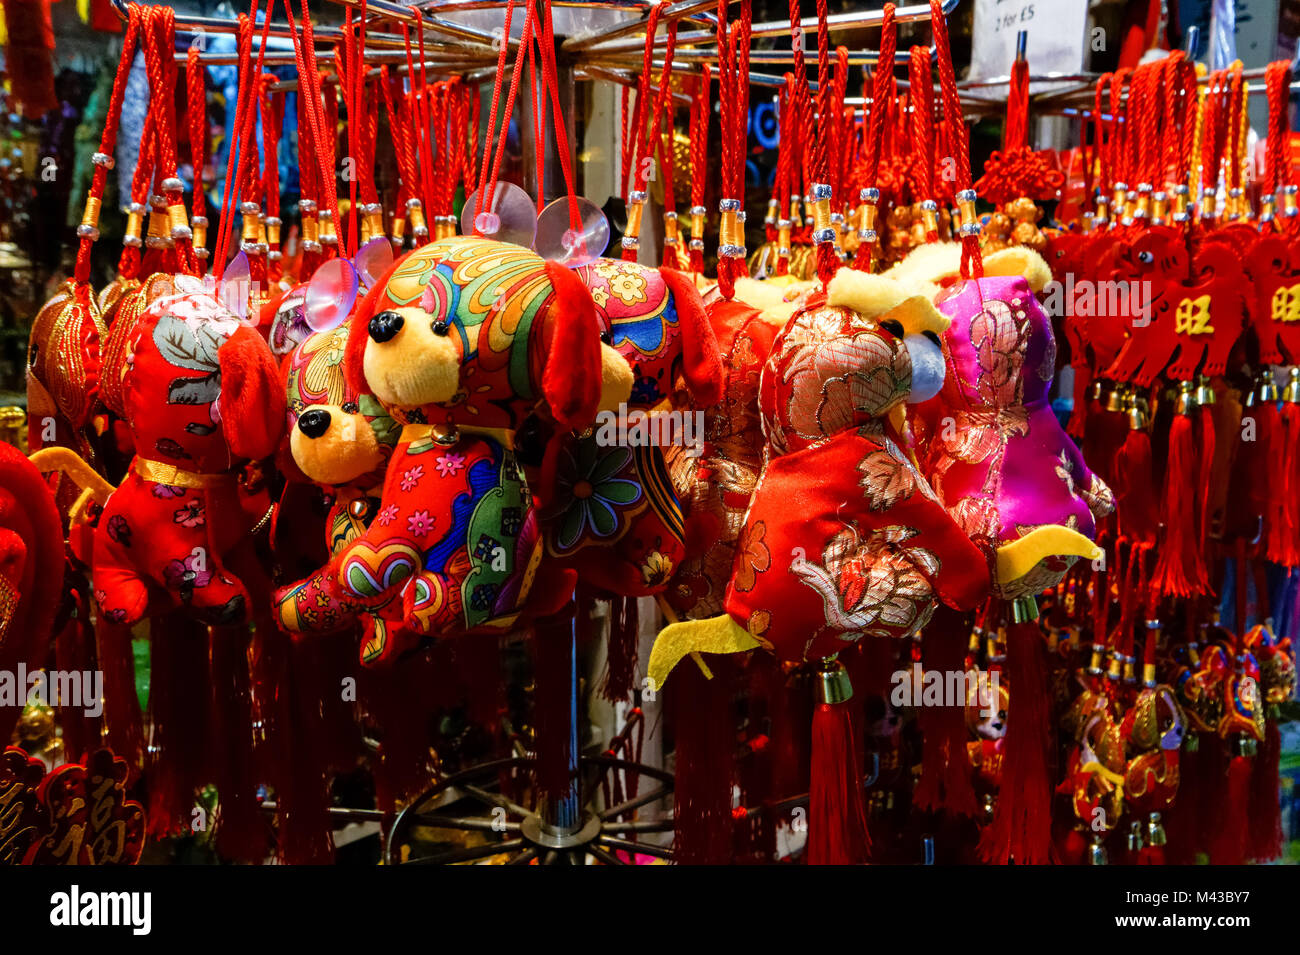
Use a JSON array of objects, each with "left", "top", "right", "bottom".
[
  {"left": 216, "top": 2, "right": 276, "bottom": 276},
  {"left": 479, "top": 0, "right": 536, "bottom": 224},
  {"left": 75, "top": 2, "right": 141, "bottom": 286},
  {"left": 927, "top": 0, "right": 979, "bottom": 278},
  {"left": 1091, "top": 72, "right": 1112, "bottom": 200},
  {"left": 689, "top": 66, "right": 710, "bottom": 273},
  {"left": 1004, "top": 57, "right": 1029, "bottom": 151},
  {"left": 625, "top": 3, "right": 663, "bottom": 200},
  {"left": 1107, "top": 67, "right": 1128, "bottom": 192},
  {"left": 620, "top": 85, "right": 631, "bottom": 197},
  {"left": 909, "top": 47, "right": 935, "bottom": 200},
  {"left": 476, "top": 0, "right": 519, "bottom": 211},
  {"left": 412, "top": 11, "right": 436, "bottom": 215},
  {"left": 1266, "top": 60, "right": 1293, "bottom": 196},
  {"left": 1226, "top": 63, "right": 1245, "bottom": 196},
  {"left": 537, "top": 0, "right": 582, "bottom": 232},
  {"left": 186, "top": 46, "right": 207, "bottom": 235}
]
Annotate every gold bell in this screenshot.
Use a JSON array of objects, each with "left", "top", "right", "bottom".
[
  {"left": 1125, "top": 391, "right": 1147, "bottom": 430},
  {"left": 1257, "top": 368, "right": 1279, "bottom": 404},
  {"left": 1194, "top": 374, "right": 1215, "bottom": 406},
  {"left": 816, "top": 656, "right": 853, "bottom": 705},
  {"left": 1010, "top": 595, "right": 1039, "bottom": 624},
  {"left": 1126, "top": 820, "right": 1144, "bottom": 852},
  {"left": 1105, "top": 383, "right": 1129, "bottom": 414},
  {"left": 1088, "top": 833, "right": 1109, "bottom": 865},
  {"left": 1283, "top": 367, "right": 1300, "bottom": 404},
  {"left": 1147, "top": 812, "right": 1167, "bottom": 847}
]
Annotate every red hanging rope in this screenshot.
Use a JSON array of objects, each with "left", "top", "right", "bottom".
[
  {"left": 688, "top": 65, "right": 711, "bottom": 273},
  {"left": 74, "top": 2, "right": 141, "bottom": 286},
  {"left": 186, "top": 45, "right": 209, "bottom": 266},
  {"left": 928, "top": 0, "right": 980, "bottom": 278}
]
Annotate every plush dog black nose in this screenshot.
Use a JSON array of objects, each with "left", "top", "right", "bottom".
[
  {"left": 297, "top": 409, "right": 331, "bottom": 439},
  {"left": 368, "top": 310, "right": 404, "bottom": 343}
]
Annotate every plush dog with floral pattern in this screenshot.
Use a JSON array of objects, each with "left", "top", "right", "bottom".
[
  {"left": 270, "top": 318, "right": 419, "bottom": 664},
  {"left": 91, "top": 275, "right": 285, "bottom": 626},
  {"left": 535, "top": 259, "right": 722, "bottom": 599},
  {"left": 336, "top": 237, "right": 610, "bottom": 639}
]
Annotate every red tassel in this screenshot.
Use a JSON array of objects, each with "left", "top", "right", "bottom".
[
  {"left": 1250, "top": 720, "right": 1283, "bottom": 862},
  {"left": 95, "top": 615, "right": 145, "bottom": 771},
  {"left": 1152, "top": 412, "right": 1202, "bottom": 598},
  {"left": 531, "top": 610, "right": 575, "bottom": 802},
  {"left": 56, "top": 602, "right": 98, "bottom": 763},
  {"left": 0, "top": 0, "right": 58, "bottom": 115},
  {"left": 1113, "top": 426, "right": 1158, "bottom": 546},
  {"left": 145, "top": 612, "right": 211, "bottom": 841},
  {"left": 670, "top": 656, "right": 735, "bottom": 864},
  {"left": 1208, "top": 745, "right": 1253, "bottom": 866},
  {"left": 208, "top": 623, "right": 265, "bottom": 862},
  {"left": 807, "top": 658, "right": 870, "bottom": 865},
  {"left": 602, "top": 595, "right": 639, "bottom": 703},
  {"left": 913, "top": 607, "right": 979, "bottom": 817},
  {"left": 979, "top": 603, "right": 1055, "bottom": 864},
  {"left": 1197, "top": 404, "right": 1218, "bottom": 556},
  {"left": 361, "top": 643, "right": 451, "bottom": 815},
  {"left": 1272, "top": 403, "right": 1300, "bottom": 566},
  {"left": 452, "top": 637, "right": 503, "bottom": 734}
]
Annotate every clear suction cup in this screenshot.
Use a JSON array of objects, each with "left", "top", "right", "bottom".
[
  {"left": 534, "top": 196, "right": 610, "bottom": 268},
  {"left": 219, "top": 251, "right": 252, "bottom": 323},
  {"left": 461, "top": 181, "right": 538, "bottom": 248},
  {"left": 355, "top": 236, "right": 395, "bottom": 290},
  {"left": 305, "top": 257, "right": 360, "bottom": 333}
]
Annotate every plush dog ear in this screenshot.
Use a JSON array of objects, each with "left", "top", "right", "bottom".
[
  {"left": 218, "top": 325, "right": 287, "bottom": 462},
  {"left": 541, "top": 261, "right": 603, "bottom": 432},
  {"left": 660, "top": 266, "right": 723, "bottom": 406},
  {"left": 344, "top": 251, "right": 412, "bottom": 399}
]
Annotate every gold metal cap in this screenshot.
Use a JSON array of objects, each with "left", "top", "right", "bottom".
[{"left": 816, "top": 657, "right": 853, "bottom": 705}]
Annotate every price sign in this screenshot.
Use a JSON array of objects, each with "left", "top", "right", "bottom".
[{"left": 969, "top": 0, "right": 1089, "bottom": 96}]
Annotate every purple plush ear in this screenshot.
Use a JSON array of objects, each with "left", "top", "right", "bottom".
[{"left": 661, "top": 266, "right": 723, "bottom": 406}]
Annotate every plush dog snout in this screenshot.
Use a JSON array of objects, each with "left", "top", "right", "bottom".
[
  {"left": 369, "top": 310, "right": 405, "bottom": 343},
  {"left": 297, "top": 408, "right": 332, "bottom": 438}
]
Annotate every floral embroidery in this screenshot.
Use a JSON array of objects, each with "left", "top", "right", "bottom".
[
  {"left": 173, "top": 501, "right": 205, "bottom": 528},
  {"left": 435, "top": 452, "right": 466, "bottom": 478},
  {"left": 792, "top": 526, "right": 940, "bottom": 641},
  {"left": 407, "top": 510, "right": 435, "bottom": 537},
  {"left": 610, "top": 271, "right": 649, "bottom": 306},
  {"left": 377, "top": 503, "right": 400, "bottom": 526},
  {"left": 151, "top": 484, "right": 186, "bottom": 499},
  {"left": 640, "top": 551, "right": 675, "bottom": 588},
  {"left": 550, "top": 441, "right": 642, "bottom": 551},
  {"left": 400, "top": 464, "right": 425, "bottom": 492},
  {"left": 732, "top": 521, "right": 771, "bottom": 593},
  {"left": 106, "top": 515, "right": 133, "bottom": 547},
  {"left": 590, "top": 287, "right": 609, "bottom": 308},
  {"left": 163, "top": 553, "right": 212, "bottom": 601}
]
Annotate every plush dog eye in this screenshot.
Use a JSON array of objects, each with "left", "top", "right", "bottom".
[
  {"left": 599, "top": 331, "right": 613, "bottom": 345},
  {"left": 1137, "top": 250, "right": 1154, "bottom": 264},
  {"left": 880, "top": 319, "right": 905, "bottom": 338},
  {"left": 432, "top": 320, "right": 450, "bottom": 336},
  {"left": 341, "top": 402, "right": 359, "bottom": 414}
]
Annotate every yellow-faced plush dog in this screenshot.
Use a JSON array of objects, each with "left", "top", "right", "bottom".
[{"left": 334, "top": 237, "right": 613, "bottom": 640}]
